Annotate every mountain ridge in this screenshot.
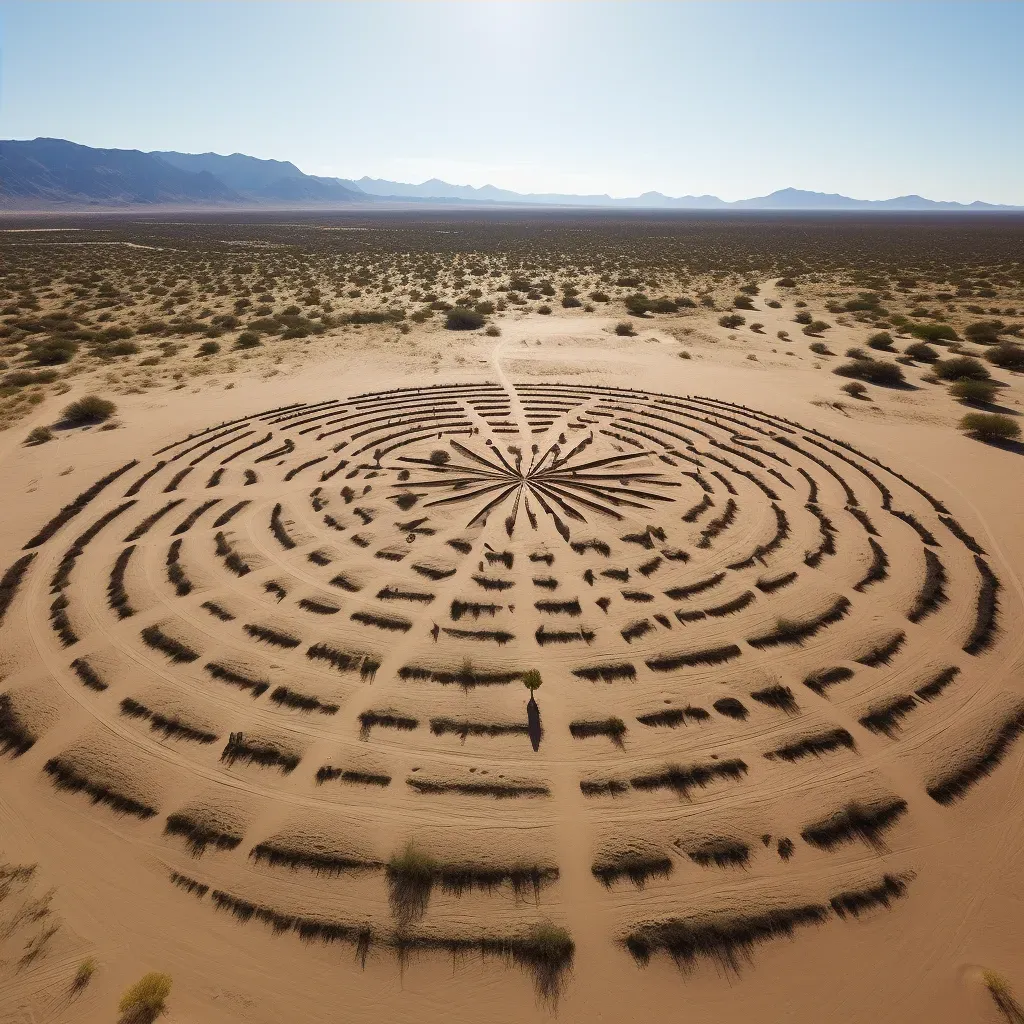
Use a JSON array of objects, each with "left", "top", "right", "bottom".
[{"left": 1, "top": 138, "right": 1019, "bottom": 211}]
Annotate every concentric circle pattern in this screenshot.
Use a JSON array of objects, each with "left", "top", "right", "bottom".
[{"left": 1, "top": 381, "right": 1018, "bottom": 999}]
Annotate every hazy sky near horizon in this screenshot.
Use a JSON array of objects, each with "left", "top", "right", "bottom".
[{"left": 2, "top": 1, "right": 1023, "bottom": 203}]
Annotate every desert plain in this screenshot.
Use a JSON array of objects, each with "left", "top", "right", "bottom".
[{"left": 0, "top": 210, "right": 1022, "bottom": 1024}]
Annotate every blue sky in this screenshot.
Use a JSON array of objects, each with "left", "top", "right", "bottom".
[{"left": 2, "top": 1, "right": 1022, "bottom": 202}]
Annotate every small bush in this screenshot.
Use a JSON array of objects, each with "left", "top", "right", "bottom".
[
  {"left": 867, "top": 332, "right": 895, "bottom": 351},
  {"left": 986, "top": 341, "right": 1024, "bottom": 372},
  {"left": 964, "top": 321, "right": 1003, "bottom": 345},
  {"left": 733, "top": 294, "right": 756, "bottom": 310},
  {"left": 809, "top": 341, "right": 832, "bottom": 355},
  {"left": 959, "top": 412, "right": 1020, "bottom": 443},
  {"left": 537, "top": 304, "right": 552, "bottom": 315},
  {"left": 841, "top": 381, "right": 868, "bottom": 398},
  {"left": 718, "top": 314, "right": 744, "bottom": 329},
  {"left": 802, "top": 320, "right": 831, "bottom": 336},
  {"left": 845, "top": 347, "right": 868, "bottom": 359},
  {"left": 949, "top": 378, "right": 998, "bottom": 405},
  {"left": 61, "top": 395, "right": 116, "bottom": 425},
  {"left": 118, "top": 972, "right": 171, "bottom": 1023},
  {"left": 72, "top": 957, "right": 97, "bottom": 992},
  {"left": 25, "top": 425, "right": 53, "bottom": 445},
  {"left": 904, "top": 341, "right": 939, "bottom": 362},
  {"left": 833, "top": 359, "right": 906, "bottom": 387},
  {"left": 197, "top": 340, "right": 220, "bottom": 357},
  {"left": 933, "top": 356, "right": 990, "bottom": 381},
  {"left": 445, "top": 307, "right": 485, "bottom": 330},
  {"left": 484, "top": 324, "right": 501, "bottom": 337},
  {"left": 615, "top": 321, "right": 636, "bottom": 337},
  {"left": 910, "top": 322, "right": 957, "bottom": 343},
  {"left": 235, "top": 331, "right": 262, "bottom": 349},
  {"left": 794, "top": 311, "right": 813, "bottom": 325}
]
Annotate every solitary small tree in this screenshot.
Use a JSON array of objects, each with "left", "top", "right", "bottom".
[{"left": 522, "top": 669, "right": 542, "bottom": 693}]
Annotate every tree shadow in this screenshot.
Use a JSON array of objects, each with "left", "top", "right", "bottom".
[{"left": 527, "top": 695, "right": 542, "bottom": 752}]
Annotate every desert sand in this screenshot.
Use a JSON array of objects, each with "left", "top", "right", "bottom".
[{"left": 2, "top": 242, "right": 1023, "bottom": 1024}]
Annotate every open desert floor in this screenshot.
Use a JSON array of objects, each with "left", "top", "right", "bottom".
[{"left": 1, "top": 212, "right": 1023, "bottom": 1024}]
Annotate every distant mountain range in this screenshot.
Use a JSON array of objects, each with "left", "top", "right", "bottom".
[{"left": 1, "top": 138, "right": 1020, "bottom": 212}]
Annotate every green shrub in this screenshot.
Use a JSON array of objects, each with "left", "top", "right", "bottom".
[
  {"left": 650, "top": 298, "right": 678, "bottom": 313},
  {"left": 118, "top": 972, "right": 171, "bottom": 1024},
  {"left": 986, "top": 341, "right": 1024, "bottom": 372},
  {"left": 964, "top": 321, "right": 1003, "bottom": 344},
  {"left": 867, "top": 332, "right": 895, "bottom": 351},
  {"left": 26, "top": 338, "right": 78, "bottom": 365},
  {"left": 445, "top": 307, "right": 485, "bottom": 330},
  {"left": 536, "top": 305, "right": 552, "bottom": 315},
  {"left": 845, "top": 347, "right": 868, "bottom": 359},
  {"left": 106, "top": 340, "right": 140, "bottom": 356},
  {"left": 933, "top": 356, "right": 990, "bottom": 381},
  {"left": 949, "top": 378, "right": 997, "bottom": 405},
  {"left": 61, "top": 395, "right": 116, "bottom": 425},
  {"left": 72, "top": 957, "right": 96, "bottom": 992},
  {"left": 615, "top": 321, "right": 636, "bottom": 337},
  {"left": 766, "top": 299, "right": 782, "bottom": 308},
  {"left": 959, "top": 412, "right": 1021, "bottom": 443},
  {"left": 833, "top": 359, "right": 906, "bottom": 387},
  {"left": 910, "top": 322, "right": 957, "bottom": 343},
  {"left": 25, "top": 425, "right": 53, "bottom": 445},
  {"left": 475, "top": 300, "right": 495, "bottom": 314},
  {"left": 3, "top": 368, "right": 59, "bottom": 387},
  {"left": 794, "top": 311, "right": 813, "bottom": 325},
  {"left": 561, "top": 296, "right": 582, "bottom": 308},
  {"left": 777, "top": 277, "right": 797, "bottom": 288},
  {"left": 718, "top": 314, "right": 744, "bottom": 329},
  {"left": 904, "top": 341, "right": 939, "bottom": 362},
  {"left": 589, "top": 291, "right": 610, "bottom": 302},
  {"left": 484, "top": 324, "right": 501, "bottom": 337},
  {"left": 522, "top": 669, "right": 543, "bottom": 691},
  {"left": 624, "top": 294, "right": 652, "bottom": 316},
  {"left": 733, "top": 294, "right": 756, "bottom": 310},
  {"left": 809, "top": 342, "right": 832, "bottom": 355},
  {"left": 197, "top": 340, "right": 221, "bottom": 357},
  {"left": 802, "top": 320, "right": 831, "bottom": 336},
  {"left": 235, "top": 331, "right": 262, "bottom": 349}
]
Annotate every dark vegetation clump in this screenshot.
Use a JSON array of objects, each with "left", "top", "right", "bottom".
[
  {"left": 164, "top": 813, "right": 242, "bottom": 856},
  {"left": 631, "top": 759, "right": 747, "bottom": 797},
  {"left": 926, "top": 708, "right": 1024, "bottom": 804},
  {"left": 60, "top": 394, "right": 117, "bottom": 426},
  {"left": 0, "top": 553, "right": 34, "bottom": 627},
  {"left": 750, "top": 684, "right": 798, "bottom": 714},
  {"left": 23, "top": 460, "right": 138, "bottom": 549},
  {"left": 686, "top": 840, "right": 750, "bottom": 868},
  {"left": 244, "top": 623, "right": 301, "bottom": 648},
  {"left": 829, "top": 874, "right": 909, "bottom": 918},
  {"left": 833, "top": 359, "right": 906, "bottom": 387},
  {"left": 119, "top": 697, "right": 217, "bottom": 743},
  {"left": 569, "top": 717, "right": 627, "bottom": 746},
  {"left": 0, "top": 693, "right": 36, "bottom": 757},
  {"left": 591, "top": 853, "right": 673, "bottom": 888},
  {"left": 220, "top": 732, "right": 300, "bottom": 773},
  {"left": 140, "top": 623, "right": 200, "bottom": 663},
  {"left": 43, "top": 758, "right": 157, "bottom": 819},
  {"left": 269, "top": 686, "right": 339, "bottom": 715},
  {"left": 205, "top": 662, "right": 269, "bottom": 698},
  {"left": 764, "top": 728, "right": 856, "bottom": 761},
  {"left": 429, "top": 717, "right": 528, "bottom": 740},
  {"left": 358, "top": 710, "right": 418, "bottom": 738},
  {"left": 802, "top": 666, "right": 854, "bottom": 696},
  {"left": 800, "top": 799, "right": 908, "bottom": 851},
  {"left": 858, "top": 696, "right": 918, "bottom": 737}
]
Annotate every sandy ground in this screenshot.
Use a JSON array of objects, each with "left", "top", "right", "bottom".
[{"left": 1, "top": 285, "right": 1023, "bottom": 1024}]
